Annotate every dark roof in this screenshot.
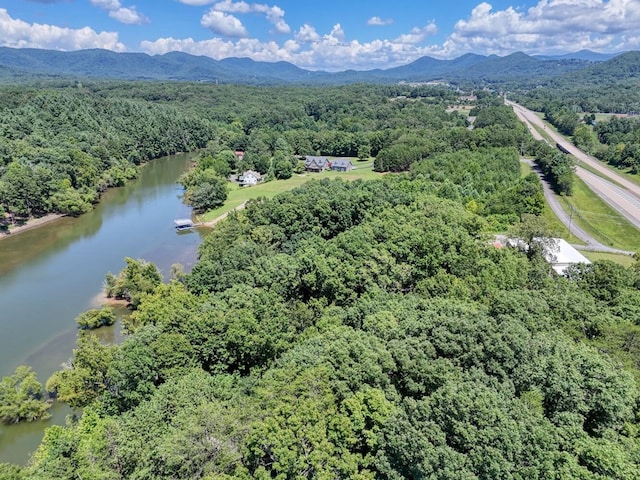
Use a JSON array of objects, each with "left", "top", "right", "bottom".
[
  {"left": 331, "top": 158, "right": 353, "bottom": 168},
  {"left": 304, "top": 155, "right": 329, "bottom": 168}
]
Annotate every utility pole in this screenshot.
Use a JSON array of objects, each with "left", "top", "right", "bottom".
[{"left": 568, "top": 205, "right": 575, "bottom": 239}]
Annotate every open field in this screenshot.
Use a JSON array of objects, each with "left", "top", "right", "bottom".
[
  {"left": 582, "top": 250, "right": 637, "bottom": 267},
  {"left": 559, "top": 176, "right": 640, "bottom": 252},
  {"left": 593, "top": 113, "right": 627, "bottom": 123},
  {"left": 199, "top": 161, "right": 381, "bottom": 222}
]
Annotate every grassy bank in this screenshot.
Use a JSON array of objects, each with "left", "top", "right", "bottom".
[
  {"left": 199, "top": 161, "right": 381, "bottom": 222},
  {"left": 559, "top": 176, "right": 640, "bottom": 252},
  {"left": 582, "top": 250, "right": 636, "bottom": 267}
]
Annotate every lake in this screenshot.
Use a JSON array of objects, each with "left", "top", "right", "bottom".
[{"left": 0, "top": 152, "right": 208, "bottom": 464}]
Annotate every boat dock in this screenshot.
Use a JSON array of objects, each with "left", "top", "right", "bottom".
[{"left": 173, "top": 218, "right": 201, "bottom": 230}]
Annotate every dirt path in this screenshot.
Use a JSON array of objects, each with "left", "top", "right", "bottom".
[{"left": 199, "top": 201, "right": 248, "bottom": 227}]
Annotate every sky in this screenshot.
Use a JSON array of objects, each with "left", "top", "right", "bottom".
[{"left": 1, "top": 0, "right": 639, "bottom": 71}]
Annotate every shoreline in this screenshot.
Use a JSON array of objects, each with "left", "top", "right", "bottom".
[{"left": 0, "top": 214, "right": 65, "bottom": 241}]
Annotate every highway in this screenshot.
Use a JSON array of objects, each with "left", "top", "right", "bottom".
[{"left": 507, "top": 99, "right": 638, "bottom": 254}]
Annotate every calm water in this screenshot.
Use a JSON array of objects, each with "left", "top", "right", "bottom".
[{"left": 0, "top": 152, "right": 207, "bottom": 464}]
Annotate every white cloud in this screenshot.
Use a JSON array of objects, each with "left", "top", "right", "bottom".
[
  {"left": 201, "top": 10, "right": 249, "bottom": 37},
  {"left": 295, "top": 24, "right": 320, "bottom": 43},
  {"left": 212, "top": 0, "right": 291, "bottom": 34},
  {"left": 142, "top": 21, "right": 441, "bottom": 71},
  {"left": 434, "top": 0, "right": 640, "bottom": 57},
  {"left": 8, "top": 0, "right": 640, "bottom": 72},
  {"left": 91, "top": 0, "right": 120, "bottom": 9},
  {"left": 367, "top": 16, "right": 393, "bottom": 26},
  {"left": 394, "top": 22, "right": 438, "bottom": 44},
  {"left": 109, "top": 7, "right": 149, "bottom": 25},
  {"left": 141, "top": 36, "right": 298, "bottom": 62},
  {"left": 0, "top": 8, "right": 125, "bottom": 51},
  {"left": 326, "top": 23, "right": 346, "bottom": 43},
  {"left": 176, "top": 0, "right": 216, "bottom": 5},
  {"left": 90, "top": 0, "right": 149, "bottom": 25}
]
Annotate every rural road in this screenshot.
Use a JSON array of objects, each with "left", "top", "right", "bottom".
[
  {"left": 508, "top": 100, "right": 637, "bottom": 254},
  {"left": 522, "top": 159, "right": 632, "bottom": 254}
]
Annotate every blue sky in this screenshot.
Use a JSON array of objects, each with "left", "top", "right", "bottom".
[{"left": 1, "top": 1, "right": 639, "bottom": 70}]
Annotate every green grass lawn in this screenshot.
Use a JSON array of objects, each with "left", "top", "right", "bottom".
[
  {"left": 581, "top": 250, "right": 636, "bottom": 267},
  {"left": 559, "top": 176, "right": 640, "bottom": 252},
  {"left": 198, "top": 161, "right": 381, "bottom": 222},
  {"left": 593, "top": 113, "right": 624, "bottom": 123}
]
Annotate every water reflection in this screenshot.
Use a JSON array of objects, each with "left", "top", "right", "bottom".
[{"left": 0, "top": 152, "right": 204, "bottom": 464}]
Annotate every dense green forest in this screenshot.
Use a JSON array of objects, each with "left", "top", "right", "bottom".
[
  {"left": 0, "top": 82, "right": 522, "bottom": 222},
  {"left": 510, "top": 52, "right": 640, "bottom": 114},
  {"left": 1, "top": 82, "right": 640, "bottom": 478},
  {"left": 6, "top": 178, "right": 640, "bottom": 479}
]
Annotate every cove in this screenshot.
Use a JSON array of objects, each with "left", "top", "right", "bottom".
[{"left": 0, "top": 152, "right": 207, "bottom": 464}]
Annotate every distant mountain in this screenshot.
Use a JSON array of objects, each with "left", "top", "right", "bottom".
[
  {"left": 533, "top": 49, "right": 619, "bottom": 62},
  {"left": 555, "top": 51, "right": 640, "bottom": 85},
  {"left": 0, "top": 47, "right": 635, "bottom": 86},
  {"left": 0, "top": 47, "right": 310, "bottom": 84}
]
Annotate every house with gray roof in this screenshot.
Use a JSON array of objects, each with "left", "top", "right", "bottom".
[
  {"left": 304, "top": 155, "right": 329, "bottom": 172},
  {"left": 330, "top": 158, "right": 353, "bottom": 172}
]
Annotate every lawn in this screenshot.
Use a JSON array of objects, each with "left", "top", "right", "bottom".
[
  {"left": 198, "top": 161, "right": 381, "bottom": 222},
  {"left": 581, "top": 250, "right": 636, "bottom": 268},
  {"left": 559, "top": 176, "right": 640, "bottom": 252}
]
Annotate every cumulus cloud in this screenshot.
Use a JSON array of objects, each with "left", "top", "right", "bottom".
[
  {"left": 0, "top": 8, "right": 125, "bottom": 51},
  {"left": 367, "top": 16, "right": 393, "bottom": 26},
  {"left": 212, "top": 0, "right": 291, "bottom": 34},
  {"left": 176, "top": 0, "right": 216, "bottom": 5},
  {"left": 394, "top": 22, "right": 438, "bottom": 44},
  {"left": 294, "top": 24, "right": 320, "bottom": 43},
  {"left": 436, "top": 0, "right": 640, "bottom": 57},
  {"left": 90, "top": 0, "right": 149, "bottom": 25},
  {"left": 141, "top": 35, "right": 298, "bottom": 62},
  {"left": 201, "top": 10, "right": 249, "bottom": 37},
  {"left": 143, "top": 21, "right": 441, "bottom": 71},
  {"left": 143, "top": 0, "right": 640, "bottom": 70}
]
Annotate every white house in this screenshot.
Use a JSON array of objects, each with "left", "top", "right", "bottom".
[{"left": 239, "top": 170, "right": 263, "bottom": 187}]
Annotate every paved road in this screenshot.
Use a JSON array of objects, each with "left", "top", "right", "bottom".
[
  {"left": 521, "top": 159, "right": 631, "bottom": 253},
  {"left": 507, "top": 99, "right": 640, "bottom": 197},
  {"left": 576, "top": 166, "right": 640, "bottom": 231},
  {"left": 509, "top": 100, "right": 636, "bottom": 254}
]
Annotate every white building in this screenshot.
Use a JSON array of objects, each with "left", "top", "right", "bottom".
[{"left": 544, "top": 238, "right": 591, "bottom": 275}]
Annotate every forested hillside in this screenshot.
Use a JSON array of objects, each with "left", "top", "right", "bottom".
[
  {"left": 8, "top": 177, "right": 640, "bottom": 479},
  {"left": 0, "top": 86, "right": 214, "bottom": 219},
  {"left": 0, "top": 47, "right": 604, "bottom": 85},
  {"left": 1, "top": 82, "right": 640, "bottom": 479},
  {"left": 512, "top": 52, "right": 640, "bottom": 114}
]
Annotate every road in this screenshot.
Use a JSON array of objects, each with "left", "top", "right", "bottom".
[
  {"left": 507, "top": 99, "right": 640, "bottom": 196},
  {"left": 507, "top": 99, "right": 640, "bottom": 253}
]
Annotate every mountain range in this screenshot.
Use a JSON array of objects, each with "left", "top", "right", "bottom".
[{"left": 0, "top": 47, "right": 633, "bottom": 86}]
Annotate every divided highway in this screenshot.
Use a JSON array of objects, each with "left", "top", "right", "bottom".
[{"left": 507, "top": 99, "right": 638, "bottom": 254}]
